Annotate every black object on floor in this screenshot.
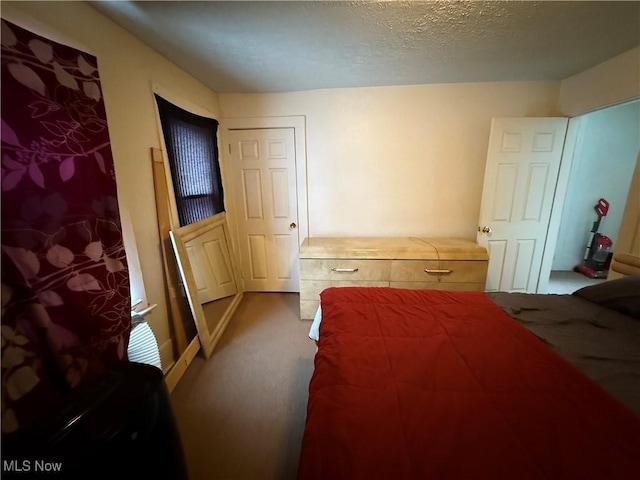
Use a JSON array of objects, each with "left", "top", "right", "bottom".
[{"left": 2, "top": 362, "right": 188, "bottom": 480}]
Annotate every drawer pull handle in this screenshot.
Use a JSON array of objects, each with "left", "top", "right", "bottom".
[
  {"left": 425, "top": 269, "right": 453, "bottom": 274},
  {"left": 331, "top": 267, "right": 359, "bottom": 273}
]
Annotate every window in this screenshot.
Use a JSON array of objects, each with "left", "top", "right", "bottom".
[{"left": 155, "top": 94, "right": 224, "bottom": 226}]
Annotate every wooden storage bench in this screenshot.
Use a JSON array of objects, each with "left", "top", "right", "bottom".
[{"left": 298, "top": 237, "right": 488, "bottom": 319}]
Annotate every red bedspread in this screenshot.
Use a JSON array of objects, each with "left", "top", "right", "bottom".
[{"left": 297, "top": 287, "right": 640, "bottom": 480}]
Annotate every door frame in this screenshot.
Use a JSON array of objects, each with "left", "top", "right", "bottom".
[
  {"left": 536, "top": 116, "right": 582, "bottom": 293},
  {"left": 220, "top": 116, "right": 309, "bottom": 291},
  {"left": 538, "top": 99, "right": 640, "bottom": 292}
]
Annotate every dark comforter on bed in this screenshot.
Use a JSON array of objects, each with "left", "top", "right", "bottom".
[
  {"left": 297, "top": 287, "right": 640, "bottom": 480},
  {"left": 488, "top": 291, "right": 640, "bottom": 416}
]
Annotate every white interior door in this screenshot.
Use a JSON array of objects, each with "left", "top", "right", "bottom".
[
  {"left": 478, "top": 117, "right": 568, "bottom": 292},
  {"left": 227, "top": 128, "right": 300, "bottom": 291}
]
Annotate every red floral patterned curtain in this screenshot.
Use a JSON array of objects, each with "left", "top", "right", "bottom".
[{"left": 1, "top": 20, "right": 130, "bottom": 434}]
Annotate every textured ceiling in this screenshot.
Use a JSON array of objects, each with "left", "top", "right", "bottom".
[{"left": 90, "top": 1, "right": 640, "bottom": 93}]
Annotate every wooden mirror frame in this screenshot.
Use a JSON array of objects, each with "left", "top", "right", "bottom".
[{"left": 169, "top": 213, "right": 243, "bottom": 358}]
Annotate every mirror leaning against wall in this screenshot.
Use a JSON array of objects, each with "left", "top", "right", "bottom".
[
  {"left": 169, "top": 213, "right": 243, "bottom": 359},
  {"left": 151, "top": 146, "right": 243, "bottom": 391}
]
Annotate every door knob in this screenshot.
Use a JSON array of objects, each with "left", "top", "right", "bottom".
[
  {"left": 480, "top": 226, "right": 492, "bottom": 234},
  {"left": 290, "top": 222, "right": 297, "bottom": 230}
]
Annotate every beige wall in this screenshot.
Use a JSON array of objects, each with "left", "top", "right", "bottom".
[
  {"left": 220, "top": 82, "right": 561, "bottom": 239},
  {"left": 2, "top": 1, "right": 221, "bottom": 369},
  {"left": 558, "top": 47, "right": 640, "bottom": 117}
]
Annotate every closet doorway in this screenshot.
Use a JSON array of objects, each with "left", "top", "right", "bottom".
[{"left": 546, "top": 99, "right": 639, "bottom": 293}]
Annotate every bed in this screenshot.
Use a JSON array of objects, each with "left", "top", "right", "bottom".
[{"left": 297, "top": 276, "right": 640, "bottom": 480}]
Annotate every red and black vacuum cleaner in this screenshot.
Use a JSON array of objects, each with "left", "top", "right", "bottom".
[{"left": 574, "top": 198, "right": 613, "bottom": 279}]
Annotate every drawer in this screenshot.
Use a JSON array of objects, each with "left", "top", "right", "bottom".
[
  {"left": 300, "top": 259, "right": 391, "bottom": 281},
  {"left": 390, "top": 260, "right": 487, "bottom": 283},
  {"left": 300, "top": 280, "right": 389, "bottom": 300},
  {"left": 390, "top": 281, "right": 485, "bottom": 291}
]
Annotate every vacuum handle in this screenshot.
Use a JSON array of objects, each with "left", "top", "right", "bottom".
[{"left": 595, "top": 198, "right": 609, "bottom": 218}]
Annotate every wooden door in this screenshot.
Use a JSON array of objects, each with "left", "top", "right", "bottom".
[
  {"left": 478, "top": 117, "right": 568, "bottom": 292},
  {"left": 227, "top": 128, "right": 300, "bottom": 291}
]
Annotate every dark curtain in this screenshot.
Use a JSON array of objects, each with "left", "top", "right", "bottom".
[
  {"left": 155, "top": 94, "right": 224, "bottom": 226},
  {"left": 1, "top": 20, "right": 130, "bottom": 434}
]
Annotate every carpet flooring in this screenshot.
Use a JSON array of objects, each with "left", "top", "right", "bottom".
[{"left": 170, "top": 292, "right": 316, "bottom": 480}]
